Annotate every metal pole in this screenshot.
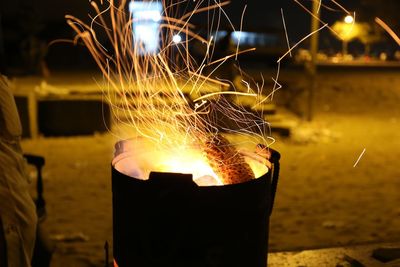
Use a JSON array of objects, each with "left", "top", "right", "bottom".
[
  {"left": 342, "top": 40, "right": 348, "bottom": 56},
  {"left": 307, "top": 0, "right": 320, "bottom": 121}
]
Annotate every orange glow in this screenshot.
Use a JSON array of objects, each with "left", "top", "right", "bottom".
[{"left": 112, "top": 138, "right": 269, "bottom": 186}]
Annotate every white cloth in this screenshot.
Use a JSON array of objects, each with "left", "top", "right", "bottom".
[{"left": 0, "top": 75, "right": 37, "bottom": 266}]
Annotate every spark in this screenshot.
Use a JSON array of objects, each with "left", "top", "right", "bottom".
[
  {"left": 180, "top": 1, "right": 231, "bottom": 21},
  {"left": 292, "top": 0, "right": 340, "bottom": 38},
  {"left": 317, "top": 0, "right": 322, "bottom": 13},
  {"left": 330, "top": 0, "right": 352, "bottom": 15},
  {"left": 375, "top": 17, "right": 400, "bottom": 46},
  {"left": 277, "top": 23, "right": 328, "bottom": 63},
  {"left": 206, "top": 48, "right": 256, "bottom": 66},
  {"left": 281, "top": 8, "right": 292, "bottom": 58},
  {"left": 257, "top": 61, "right": 282, "bottom": 106},
  {"left": 66, "top": 0, "right": 278, "bottom": 182},
  {"left": 211, "top": 0, "right": 237, "bottom": 34},
  {"left": 353, "top": 148, "right": 366, "bottom": 168},
  {"left": 235, "top": 4, "right": 247, "bottom": 60},
  {"left": 193, "top": 91, "right": 257, "bottom": 103},
  {"left": 188, "top": 71, "right": 230, "bottom": 88}
]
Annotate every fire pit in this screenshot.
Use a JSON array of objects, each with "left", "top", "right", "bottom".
[
  {"left": 66, "top": 1, "right": 282, "bottom": 265},
  {"left": 112, "top": 147, "right": 280, "bottom": 267}
]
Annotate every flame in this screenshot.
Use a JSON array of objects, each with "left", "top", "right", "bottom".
[
  {"left": 67, "top": 0, "right": 274, "bottom": 184},
  {"left": 157, "top": 147, "right": 221, "bottom": 184},
  {"left": 112, "top": 138, "right": 268, "bottom": 186}
]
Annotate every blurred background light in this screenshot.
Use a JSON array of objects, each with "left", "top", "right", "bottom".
[
  {"left": 129, "top": 1, "right": 162, "bottom": 55},
  {"left": 172, "top": 34, "right": 182, "bottom": 44}
]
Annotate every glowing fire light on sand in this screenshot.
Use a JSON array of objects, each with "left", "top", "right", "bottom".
[{"left": 66, "top": 0, "right": 274, "bottom": 185}]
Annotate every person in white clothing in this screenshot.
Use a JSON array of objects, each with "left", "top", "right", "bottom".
[{"left": 0, "top": 74, "right": 37, "bottom": 267}]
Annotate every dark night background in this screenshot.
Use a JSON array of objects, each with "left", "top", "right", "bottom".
[
  {"left": 1, "top": 0, "right": 399, "bottom": 35},
  {"left": 1, "top": 0, "right": 400, "bottom": 73}
]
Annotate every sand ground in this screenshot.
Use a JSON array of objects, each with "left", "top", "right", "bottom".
[
  {"left": 20, "top": 111, "right": 400, "bottom": 266},
  {"left": 17, "top": 68, "right": 400, "bottom": 266}
]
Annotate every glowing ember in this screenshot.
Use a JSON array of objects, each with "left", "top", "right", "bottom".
[{"left": 67, "top": 0, "right": 274, "bottom": 184}]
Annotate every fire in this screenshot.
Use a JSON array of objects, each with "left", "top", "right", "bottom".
[
  {"left": 113, "top": 138, "right": 222, "bottom": 185},
  {"left": 67, "top": 0, "right": 274, "bottom": 185},
  {"left": 112, "top": 138, "right": 269, "bottom": 186}
]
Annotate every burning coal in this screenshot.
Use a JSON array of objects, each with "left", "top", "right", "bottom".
[{"left": 67, "top": 0, "right": 274, "bottom": 185}]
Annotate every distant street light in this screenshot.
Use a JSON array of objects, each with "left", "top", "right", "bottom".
[
  {"left": 344, "top": 15, "right": 354, "bottom": 24},
  {"left": 342, "top": 16, "right": 352, "bottom": 55},
  {"left": 332, "top": 15, "right": 359, "bottom": 56}
]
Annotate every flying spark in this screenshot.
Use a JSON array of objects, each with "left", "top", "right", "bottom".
[{"left": 353, "top": 148, "right": 366, "bottom": 168}]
